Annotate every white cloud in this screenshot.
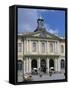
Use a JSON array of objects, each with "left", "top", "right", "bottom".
[
  {"left": 44, "top": 23, "right": 59, "bottom": 35},
  {"left": 48, "top": 29, "right": 59, "bottom": 35},
  {"left": 18, "top": 8, "right": 40, "bottom": 32}
]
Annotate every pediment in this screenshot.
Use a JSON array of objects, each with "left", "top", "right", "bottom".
[
  {"left": 30, "top": 31, "right": 60, "bottom": 40},
  {"left": 21, "top": 31, "right": 62, "bottom": 40}
]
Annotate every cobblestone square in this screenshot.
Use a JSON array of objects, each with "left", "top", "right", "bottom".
[{"left": 18, "top": 72, "right": 65, "bottom": 82}]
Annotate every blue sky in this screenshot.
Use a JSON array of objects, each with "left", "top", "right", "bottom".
[{"left": 18, "top": 8, "right": 65, "bottom": 37}]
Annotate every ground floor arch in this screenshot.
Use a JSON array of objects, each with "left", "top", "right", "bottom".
[
  {"left": 49, "top": 59, "right": 54, "bottom": 69},
  {"left": 61, "top": 59, "right": 65, "bottom": 69},
  {"left": 31, "top": 59, "right": 37, "bottom": 69},
  {"left": 17, "top": 57, "right": 65, "bottom": 75},
  {"left": 17, "top": 60, "right": 23, "bottom": 71}
]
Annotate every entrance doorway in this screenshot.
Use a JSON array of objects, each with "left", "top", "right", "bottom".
[
  {"left": 31, "top": 59, "right": 37, "bottom": 69},
  {"left": 41, "top": 59, "right": 46, "bottom": 73},
  {"left": 17, "top": 60, "right": 23, "bottom": 71},
  {"left": 49, "top": 59, "right": 54, "bottom": 70},
  {"left": 31, "top": 59, "right": 37, "bottom": 74}
]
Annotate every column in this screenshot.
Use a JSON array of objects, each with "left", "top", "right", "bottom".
[
  {"left": 38, "top": 57, "right": 40, "bottom": 69},
  {"left": 57, "top": 41, "right": 60, "bottom": 55},
  {"left": 29, "top": 40, "right": 31, "bottom": 54},
  {"left": 54, "top": 42, "right": 56, "bottom": 54},
  {"left": 45, "top": 42, "right": 47, "bottom": 54},
  {"left": 28, "top": 57, "right": 31, "bottom": 73},
  {"left": 39, "top": 41, "right": 41, "bottom": 54},
  {"left": 46, "top": 57, "right": 49, "bottom": 73},
  {"left": 54, "top": 58, "right": 58, "bottom": 72},
  {"left": 47, "top": 41, "right": 49, "bottom": 54},
  {"left": 57, "top": 58, "right": 61, "bottom": 72},
  {"left": 24, "top": 40, "right": 27, "bottom": 54},
  {"left": 26, "top": 57, "right": 28, "bottom": 73},
  {"left": 24, "top": 60, "right": 26, "bottom": 74},
  {"left": 37, "top": 41, "right": 39, "bottom": 54},
  {"left": 27, "top": 40, "right": 28, "bottom": 54}
]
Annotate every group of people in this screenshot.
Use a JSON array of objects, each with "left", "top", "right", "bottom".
[{"left": 38, "top": 68, "right": 53, "bottom": 77}]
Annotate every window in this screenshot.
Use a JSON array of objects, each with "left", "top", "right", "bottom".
[
  {"left": 17, "top": 60, "right": 23, "bottom": 70},
  {"left": 50, "top": 42, "right": 53, "bottom": 52},
  {"left": 18, "top": 43, "right": 22, "bottom": 52},
  {"left": 41, "top": 42, "right": 45, "bottom": 53},
  {"left": 61, "top": 45, "right": 64, "bottom": 53},
  {"left": 32, "top": 42, "right": 36, "bottom": 52},
  {"left": 61, "top": 59, "right": 65, "bottom": 69}
]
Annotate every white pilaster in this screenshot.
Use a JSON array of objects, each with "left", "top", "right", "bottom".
[
  {"left": 57, "top": 58, "right": 61, "bottom": 72},
  {"left": 38, "top": 57, "right": 40, "bottom": 69},
  {"left": 24, "top": 60, "right": 26, "bottom": 74},
  {"left": 37, "top": 41, "right": 39, "bottom": 54},
  {"left": 54, "top": 42, "right": 55, "bottom": 53},
  {"left": 57, "top": 41, "right": 60, "bottom": 55},
  {"left": 39, "top": 41, "right": 41, "bottom": 54},
  {"left": 54, "top": 42, "right": 57, "bottom": 54},
  {"left": 54, "top": 58, "right": 58, "bottom": 72},
  {"left": 28, "top": 57, "right": 31, "bottom": 73},
  {"left": 45, "top": 42, "right": 47, "bottom": 54},
  {"left": 47, "top": 41, "right": 49, "bottom": 54},
  {"left": 27, "top": 40, "right": 28, "bottom": 54},
  {"left": 26, "top": 57, "right": 28, "bottom": 73},
  {"left": 46, "top": 58, "right": 49, "bottom": 73},
  {"left": 24, "top": 40, "right": 27, "bottom": 54},
  {"left": 29, "top": 40, "right": 31, "bottom": 54}
]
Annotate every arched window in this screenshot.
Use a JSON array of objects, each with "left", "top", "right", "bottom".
[
  {"left": 61, "top": 59, "right": 65, "bottom": 69},
  {"left": 41, "top": 42, "right": 45, "bottom": 53},
  {"left": 61, "top": 45, "right": 64, "bottom": 53},
  {"left": 50, "top": 42, "right": 53, "bottom": 52},
  {"left": 32, "top": 42, "right": 36, "bottom": 52},
  {"left": 17, "top": 60, "right": 23, "bottom": 70}
]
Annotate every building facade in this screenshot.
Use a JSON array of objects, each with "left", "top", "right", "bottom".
[{"left": 17, "top": 17, "right": 65, "bottom": 76}]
